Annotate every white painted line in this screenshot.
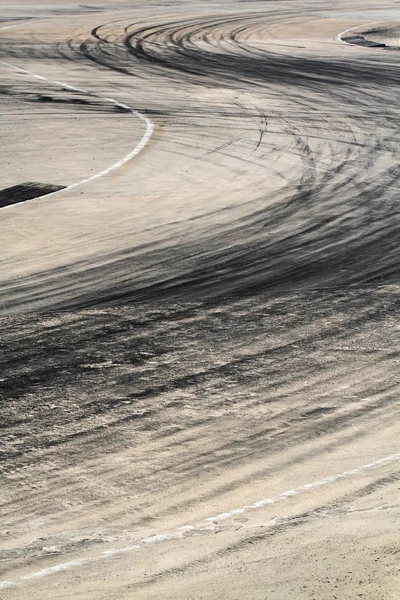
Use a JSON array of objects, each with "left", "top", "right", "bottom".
[
  {"left": 0, "top": 451, "right": 399, "bottom": 589},
  {"left": 336, "top": 20, "right": 386, "bottom": 45},
  {"left": 0, "top": 20, "right": 31, "bottom": 31},
  {"left": 0, "top": 24, "right": 21, "bottom": 30},
  {"left": 21, "top": 559, "right": 90, "bottom": 580},
  {"left": 0, "top": 580, "right": 15, "bottom": 589},
  {"left": 0, "top": 60, "right": 154, "bottom": 209},
  {"left": 205, "top": 452, "right": 400, "bottom": 521}
]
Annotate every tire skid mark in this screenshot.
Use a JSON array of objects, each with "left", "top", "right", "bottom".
[
  {"left": 36, "top": 15, "right": 399, "bottom": 305},
  {"left": 0, "top": 451, "right": 399, "bottom": 589}
]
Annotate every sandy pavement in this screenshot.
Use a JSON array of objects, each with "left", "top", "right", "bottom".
[{"left": 0, "top": 0, "right": 399, "bottom": 598}]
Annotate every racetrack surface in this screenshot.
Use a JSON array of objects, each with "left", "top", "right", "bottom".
[{"left": 1, "top": 1, "right": 399, "bottom": 598}]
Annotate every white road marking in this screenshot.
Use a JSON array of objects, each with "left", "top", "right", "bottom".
[
  {"left": 1, "top": 451, "right": 399, "bottom": 589},
  {"left": 0, "top": 24, "right": 21, "bottom": 30},
  {"left": 20, "top": 560, "right": 90, "bottom": 580},
  {"left": 0, "top": 59, "right": 154, "bottom": 210},
  {"left": 336, "top": 20, "right": 386, "bottom": 44},
  {"left": 0, "top": 581, "right": 14, "bottom": 589}
]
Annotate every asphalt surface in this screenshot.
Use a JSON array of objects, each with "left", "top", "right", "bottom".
[{"left": 0, "top": 1, "right": 399, "bottom": 598}]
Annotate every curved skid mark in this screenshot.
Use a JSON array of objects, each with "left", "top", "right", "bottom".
[
  {"left": 0, "top": 60, "right": 154, "bottom": 210},
  {"left": 1, "top": 451, "right": 399, "bottom": 588}
]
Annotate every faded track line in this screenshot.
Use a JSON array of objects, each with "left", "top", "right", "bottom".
[
  {"left": 0, "top": 59, "right": 154, "bottom": 210},
  {"left": 1, "top": 451, "right": 399, "bottom": 589}
]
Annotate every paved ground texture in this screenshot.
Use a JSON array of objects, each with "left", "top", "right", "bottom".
[{"left": 0, "top": 0, "right": 399, "bottom": 598}]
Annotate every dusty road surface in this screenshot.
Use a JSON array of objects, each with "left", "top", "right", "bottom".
[{"left": 1, "top": 0, "right": 400, "bottom": 598}]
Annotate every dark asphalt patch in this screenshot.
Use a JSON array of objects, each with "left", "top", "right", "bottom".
[
  {"left": 342, "top": 35, "right": 386, "bottom": 48},
  {"left": 0, "top": 182, "right": 66, "bottom": 208}
]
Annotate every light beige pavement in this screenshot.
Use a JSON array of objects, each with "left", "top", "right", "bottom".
[{"left": 1, "top": 1, "right": 399, "bottom": 599}]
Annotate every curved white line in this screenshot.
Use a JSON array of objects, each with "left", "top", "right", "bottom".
[
  {"left": 0, "top": 24, "right": 21, "bottom": 30},
  {"left": 336, "top": 20, "right": 386, "bottom": 45},
  {"left": 0, "top": 59, "right": 154, "bottom": 209},
  {"left": 1, "top": 451, "right": 399, "bottom": 589}
]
